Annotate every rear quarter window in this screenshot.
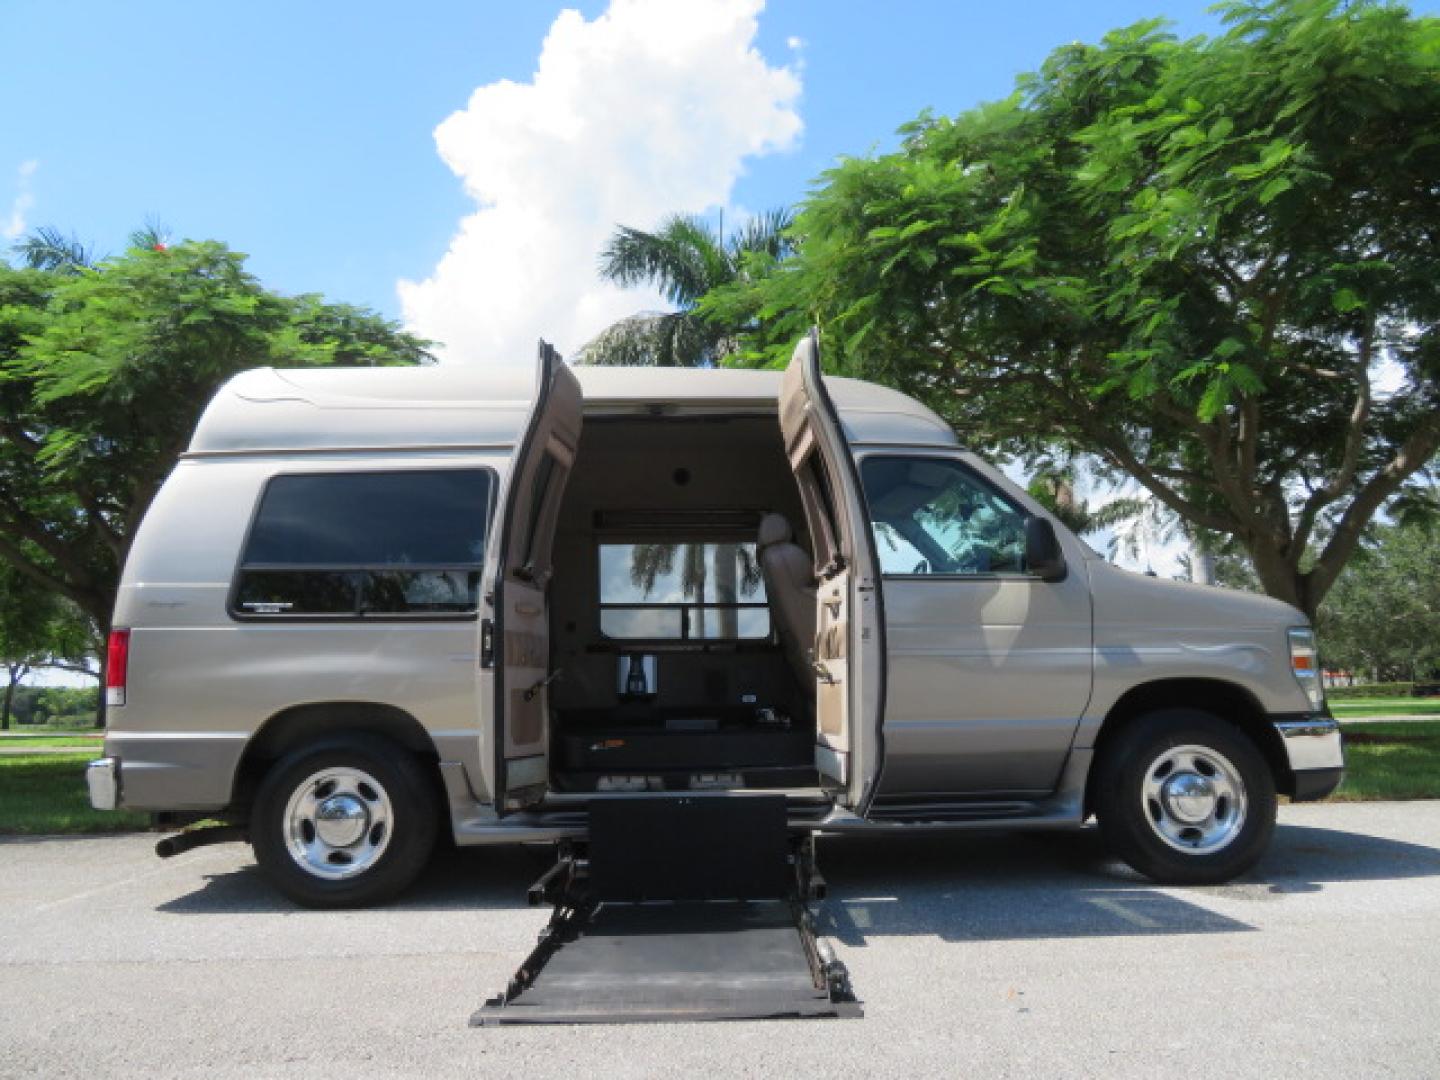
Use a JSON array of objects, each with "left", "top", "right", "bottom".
[{"left": 232, "top": 470, "right": 493, "bottom": 618}]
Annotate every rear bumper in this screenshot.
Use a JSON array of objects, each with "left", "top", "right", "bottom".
[
  {"left": 87, "top": 758, "right": 119, "bottom": 811},
  {"left": 1272, "top": 711, "right": 1345, "bottom": 801},
  {"left": 95, "top": 731, "right": 244, "bottom": 811}
]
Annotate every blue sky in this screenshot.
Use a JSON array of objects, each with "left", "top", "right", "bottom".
[
  {"left": 2, "top": 3, "right": 1229, "bottom": 330},
  {"left": 5, "top": 0, "right": 1436, "bottom": 366}
]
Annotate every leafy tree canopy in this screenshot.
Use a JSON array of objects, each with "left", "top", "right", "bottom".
[
  {"left": 1318, "top": 522, "right": 1440, "bottom": 680},
  {"left": 0, "top": 560, "right": 92, "bottom": 729},
  {"left": 708, "top": 0, "right": 1440, "bottom": 617},
  {"left": 0, "top": 238, "right": 431, "bottom": 634}
]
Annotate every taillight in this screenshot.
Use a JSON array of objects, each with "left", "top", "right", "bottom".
[{"left": 106, "top": 629, "right": 130, "bottom": 707}]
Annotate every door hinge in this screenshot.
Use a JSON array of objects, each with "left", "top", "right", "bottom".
[{"left": 480, "top": 619, "right": 495, "bottom": 668}]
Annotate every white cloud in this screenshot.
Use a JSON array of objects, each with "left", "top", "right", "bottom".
[
  {"left": 2, "top": 160, "right": 39, "bottom": 240},
  {"left": 398, "top": 0, "right": 801, "bottom": 365}
]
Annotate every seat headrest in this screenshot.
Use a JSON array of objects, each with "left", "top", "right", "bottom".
[{"left": 757, "top": 513, "right": 794, "bottom": 549}]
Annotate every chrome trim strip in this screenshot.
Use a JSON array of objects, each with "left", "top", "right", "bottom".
[{"left": 105, "top": 730, "right": 249, "bottom": 741}]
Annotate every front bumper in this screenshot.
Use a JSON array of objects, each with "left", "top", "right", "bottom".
[
  {"left": 87, "top": 757, "right": 119, "bottom": 811},
  {"left": 1272, "top": 712, "right": 1345, "bottom": 801}
]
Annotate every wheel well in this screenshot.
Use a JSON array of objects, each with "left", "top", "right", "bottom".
[
  {"left": 1086, "top": 678, "right": 1293, "bottom": 816},
  {"left": 230, "top": 702, "right": 441, "bottom": 817}
]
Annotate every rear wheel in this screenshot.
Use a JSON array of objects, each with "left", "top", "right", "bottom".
[
  {"left": 1094, "top": 709, "right": 1276, "bottom": 885},
  {"left": 251, "top": 734, "right": 439, "bottom": 908}
]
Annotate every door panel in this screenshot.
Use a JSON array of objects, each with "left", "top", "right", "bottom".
[
  {"left": 480, "top": 341, "right": 582, "bottom": 812},
  {"left": 815, "top": 570, "right": 850, "bottom": 743},
  {"left": 778, "top": 332, "right": 884, "bottom": 808},
  {"left": 860, "top": 451, "right": 1093, "bottom": 796}
]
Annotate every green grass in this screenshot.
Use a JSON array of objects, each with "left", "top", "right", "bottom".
[
  {"left": 0, "top": 734, "right": 104, "bottom": 749},
  {"left": 1, "top": 722, "right": 103, "bottom": 734},
  {"left": 0, "top": 752, "right": 149, "bottom": 834},
  {"left": 1331, "top": 721, "right": 1440, "bottom": 801},
  {"left": 1328, "top": 697, "right": 1440, "bottom": 717}
]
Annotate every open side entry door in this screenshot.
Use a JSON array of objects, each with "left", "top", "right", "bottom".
[
  {"left": 779, "top": 331, "right": 886, "bottom": 811},
  {"left": 480, "top": 341, "right": 582, "bottom": 813}
]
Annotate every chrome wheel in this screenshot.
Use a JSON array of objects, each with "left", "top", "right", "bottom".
[
  {"left": 1140, "top": 744, "right": 1248, "bottom": 855},
  {"left": 282, "top": 767, "right": 394, "bottom": 880}
]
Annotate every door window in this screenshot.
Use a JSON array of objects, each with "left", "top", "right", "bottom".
[{"left": 859, "top": 457, "right": 1028, "bottom": 576}]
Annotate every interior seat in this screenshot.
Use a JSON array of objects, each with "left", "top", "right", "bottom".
[{"left": 756, "top": 513, "right": 816, "bottom": 694}]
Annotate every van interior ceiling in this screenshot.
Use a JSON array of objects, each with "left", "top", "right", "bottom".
[{"left": 546, "top": 414, "right": 819, "bottom": 794}]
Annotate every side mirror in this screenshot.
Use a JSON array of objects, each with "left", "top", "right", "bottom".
[{"left": 1025, "top": 516, "right": 1067, "bottom": 582}]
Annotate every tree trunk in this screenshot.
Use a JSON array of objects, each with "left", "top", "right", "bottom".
[
  {"left": 1246, "top": 538, "right": 1315, "bottom": 620},
  {"left": 1191, "top": 549, "right": 1217, "bottom": 587},
  {"left": 3, "top": 663, "right": 27, "bottom": 731},
  {"left": 713, "top": 544, "right": 739, "bottom": 639},
  {"left": 681, "top": 545, "right": 708, "bottom": 638},
  {"left": 93, "top": 624, "right": 108, "bottom": 730}
]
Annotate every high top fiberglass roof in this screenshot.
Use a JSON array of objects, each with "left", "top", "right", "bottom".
[{"left": 186, "top": 364, "right": 958, "bottom": 455}]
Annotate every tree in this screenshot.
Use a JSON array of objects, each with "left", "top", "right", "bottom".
[
  {"left": 14, "top": 227, "right": 94, "bottom": 273},
  {"left": 1025, "top": 461, "right": 1148, "bottom": 536},
  {"left": 0, "top": 562, "right": 92, "bottom": 729},
  {"left": 1318, "top": 523, "right": 1440, "bottom": 681},
  {"left": 0, "top": 239, "right": 432, "bottom": 661},
  {"left": 577, "top": 209, "right": 793, "bottom": 367},
  {"left": 625, "top": 542, "right": 762, "bottom": 638},
  {"left": 16, "top": 219, "right": 171, "bottom": 274},
  {"left": 709, "top": 0, "right": 1440, "bottom": 618}
]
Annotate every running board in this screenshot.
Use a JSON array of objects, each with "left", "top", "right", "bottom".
[{"left": 472, "top": 795, "right": 861, "bottom": 1025}]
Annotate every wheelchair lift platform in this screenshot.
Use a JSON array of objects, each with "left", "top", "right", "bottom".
[{"left": 472, "top": 795, "right": 861, "bottom": 1025}]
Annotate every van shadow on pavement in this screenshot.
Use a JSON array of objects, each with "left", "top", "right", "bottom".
[
  {"left": 155, "top": 842, "right": 551, "bottom": 916},
  {"left": 156, "top": 821, "right": 1440, "bottom": 946},
  {"left": 814, "top": 822, "right": 1440, "bottom": 946}
]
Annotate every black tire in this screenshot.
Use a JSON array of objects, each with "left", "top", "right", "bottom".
[
  {"left": 1093, "top": 708, "right": 1276, "bottom": 885},
  {"left": 251, "top": 734, "right": 439, "bottom": 908}
]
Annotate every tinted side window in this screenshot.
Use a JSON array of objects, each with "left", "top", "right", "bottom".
[
  {"left": 235, "top": 470, "right": 491, "bottom": 616},
  {"left": 243, "top": 471, "right": 490, "bottom": 566},
  {"left": 860, "top": 457, "right": 1028, "bottom": 576}
]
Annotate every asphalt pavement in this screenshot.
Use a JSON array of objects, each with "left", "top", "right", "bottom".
[{"left": 2, "top": 801, "right": 1438, "bottom": 1079}]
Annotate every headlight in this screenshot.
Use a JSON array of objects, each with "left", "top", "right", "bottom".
[{"left": 1287, "top": 626, "right": 1325, "bottom": 710}]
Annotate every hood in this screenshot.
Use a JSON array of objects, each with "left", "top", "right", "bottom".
[{"left": 1087, "top": 560, "right": 1305, "bottom": 632}]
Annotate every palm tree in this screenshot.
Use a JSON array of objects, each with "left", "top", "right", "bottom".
[
  {"left": 627, "top": 542, "right": 763, "bottom": 638},
  {"left": 1026, "top": 463, "right": 1147, "bottom": 538},
  {"left": 14, "top": 226, "right": 94, "bottom": 273},
  {"left": 577, "top": 208, "right": 794, "bottom": 367},
  {"left": 14, "top": 219, "right": 171, "bottom": 273}
]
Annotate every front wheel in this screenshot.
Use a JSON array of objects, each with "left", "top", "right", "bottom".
[
  {"left": 251, "top": 735, "right": 439, "bottom": 908},
  {"left": 1093, "top": 709, "right": 1276, "bottom": 885}
]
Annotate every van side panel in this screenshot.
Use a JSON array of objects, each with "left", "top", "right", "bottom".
[
  {"left": 1076, "top": 560, "right": 1316, "bottom": 747},
  {"left": 107, "top": 454, "right": 501, "bottom": 812}
]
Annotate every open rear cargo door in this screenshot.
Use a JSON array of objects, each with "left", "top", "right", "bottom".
[
  {"left": 480, "top": 341, "right": 582, "bottom": 813},
  {"left": 779, "top": 331, "right": 885, "bottom": 811}
]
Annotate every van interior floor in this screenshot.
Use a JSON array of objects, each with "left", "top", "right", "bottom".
[{"left": 471, "top": 796, "right": 861, "bottom": 1025}]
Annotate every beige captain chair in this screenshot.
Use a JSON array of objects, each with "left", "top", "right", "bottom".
[{"left": 756, "top": 513, "right": 817, "bottom": 694}]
